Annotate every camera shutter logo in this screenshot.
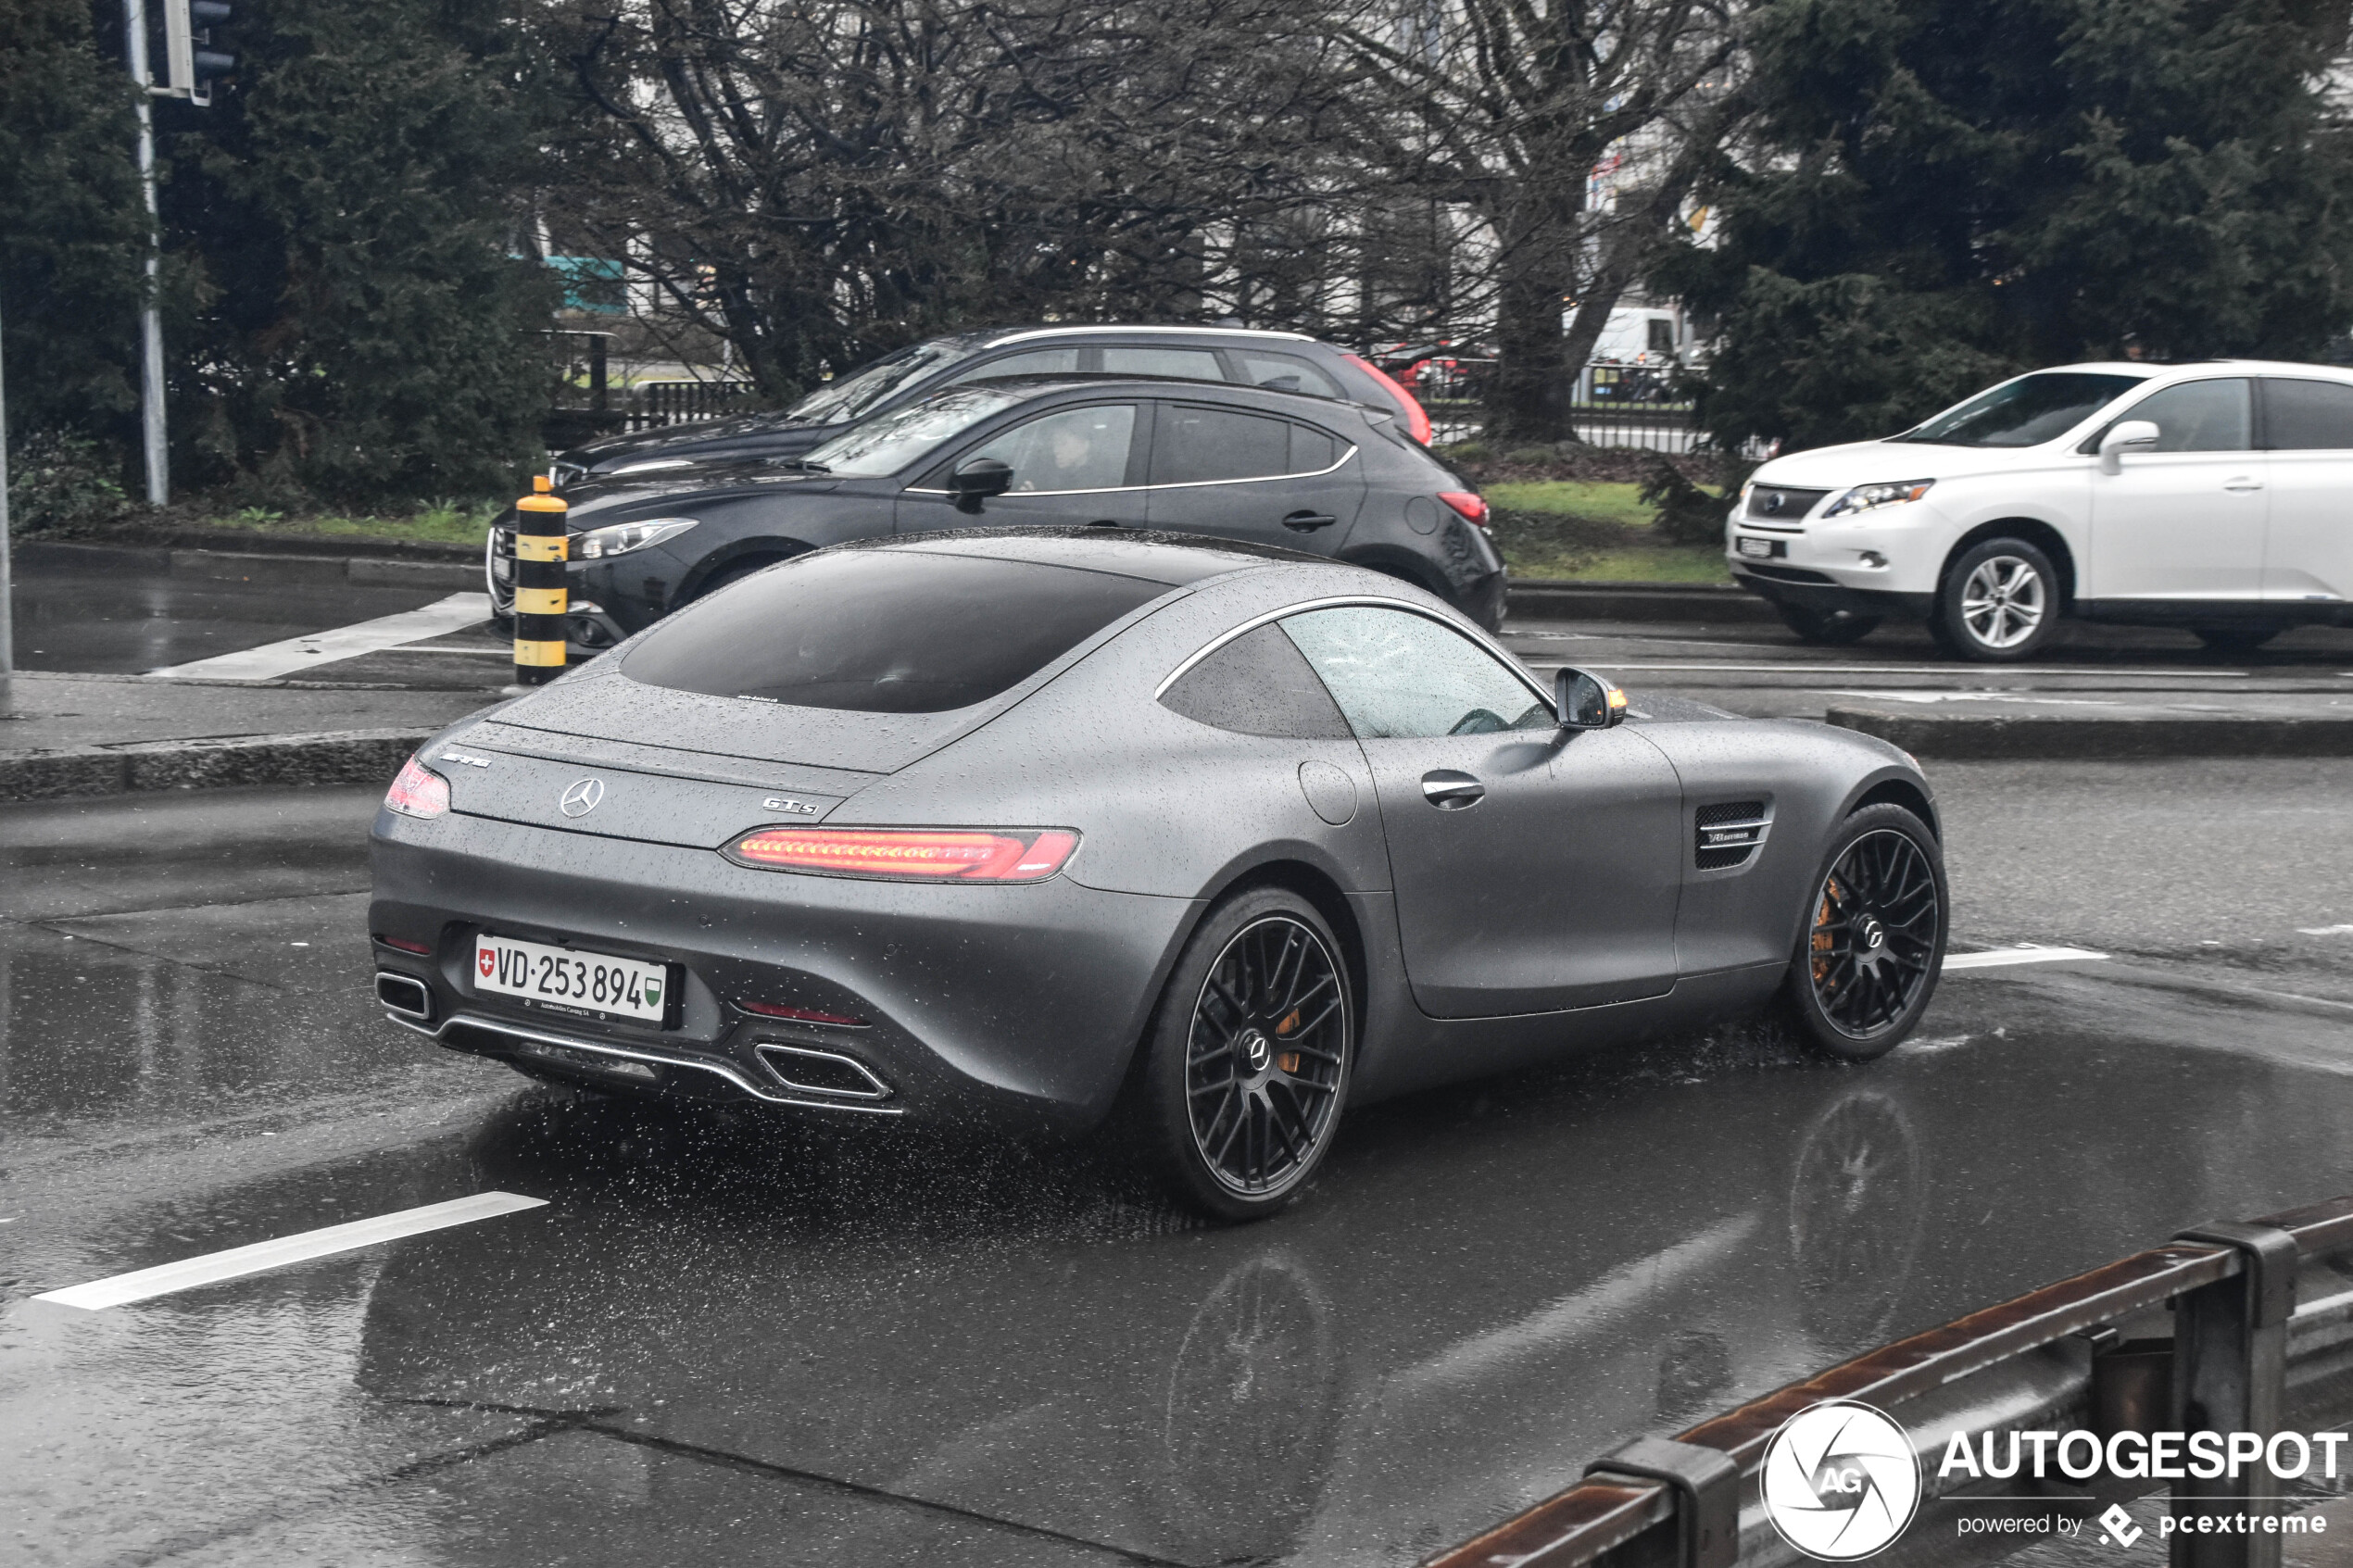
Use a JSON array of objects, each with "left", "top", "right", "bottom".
[
  {"left": 559, "top": 778, "right": 605, "bottom": 818},
  {"left": 1761, "top": 1399, "right": 1921, "bottom": 1560}
]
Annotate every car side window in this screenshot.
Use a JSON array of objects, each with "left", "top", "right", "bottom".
[
  {"left": 962, "top": 405, "right": 1138, "bottom": 493},
  {"left": 1101, "top": 345, "right": 1223, "bottom": 382},
  {"left": 949, "top": 346, "right": 1080, "bottom": 383},
  {"left": 1234, "top": 351, "right": 1342, "bottom": 399},
  {"left": 2261, "top": 378, "right": 2353, "bottom": 449},
  {"left": 1159, "top": 624, "right": 1353, "bottom": 739},
  {"left": 1279, "top": 606, "right": 1551, "bottom": 739},
  {"left": 1153, "top": 406, "right": 1340, "bottom": 484},
  {"left": 2116, "top": 380, "right": 2252, "bottom": 452}
]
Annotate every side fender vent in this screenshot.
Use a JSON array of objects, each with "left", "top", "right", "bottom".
[{"left": 1695, "top": 800, "right": 1768, "bottom": 870}]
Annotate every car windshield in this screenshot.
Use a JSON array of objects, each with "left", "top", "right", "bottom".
[
  {"left": 1893, "top": 372, "right": 2147, "bottom": 446},
  {"left": 621, "top": 548, "right": 1169, "bottom": 712},
  {"left": 797, "top": 385, "right": 1030, "bottom": 476},
  {"left": 784, "top": 340, "right": 976, "bottom": 425}
]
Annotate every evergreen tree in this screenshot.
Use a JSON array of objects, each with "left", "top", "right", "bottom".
[
  {"left": 158, "top": 0, "right": 560, "bottom": 502},
  {"left": 1666, "top": 0, "right": 2353, "bottom": 453},
  {"left": 0, "top": 0, "right": 146, "bottom": 444}
]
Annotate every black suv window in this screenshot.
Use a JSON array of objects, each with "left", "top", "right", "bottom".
[
  {"left": 623, "top": 550, "right": 1166, "bottom": 713},
  {"left": 1153, "top": 406, "right": 1340, "bottom": 484},
  {"left": 1233, "top": 350, "right": 1341, "bottom": 398},
  {"left": 1102, "top": 345, "right": 1224, "bottom": 381},
  {"left": 1160, "top": 624, "right": 1353, "bottom": 738}
]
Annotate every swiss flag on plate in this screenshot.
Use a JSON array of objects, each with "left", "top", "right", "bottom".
[{"left": 478, "top": 947, "right": 496, "bottom": 978}]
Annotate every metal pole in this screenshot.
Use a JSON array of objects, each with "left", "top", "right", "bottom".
[
  {"left": 123, "top": 0, "right": 169, "bottom": 507},
  {"left": 0, "top": 291, "right": 13, "bottom": 685}
]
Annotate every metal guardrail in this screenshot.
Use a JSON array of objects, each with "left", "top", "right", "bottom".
[
  {"left": 1428, "top": 1196, "right": 2353, "bottom": 1568},
  {"left": 624, "top": 379, "right": 762, "bottom": 430}
]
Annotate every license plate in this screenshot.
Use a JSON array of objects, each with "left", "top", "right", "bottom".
[
  {"left": 474, "top": 934, "right": 671, "bottom": 1023},
  {"left": 1736, "top": 535, "right": 1786, "bottom": 558}
]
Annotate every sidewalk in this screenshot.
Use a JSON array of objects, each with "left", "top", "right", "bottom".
[{"left": 0, "top": 672, "right": 493, "bottom": 802}]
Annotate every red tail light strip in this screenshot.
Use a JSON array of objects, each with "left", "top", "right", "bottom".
[
  {"left": 724, "top": 827, "right": 1079, "bottom": 884},
  {"left": 1438, "top": 491, "right": 1490, "bottom": 528},
  {"left": 384, "top": 756, "right": 450, "bottom": 819}
]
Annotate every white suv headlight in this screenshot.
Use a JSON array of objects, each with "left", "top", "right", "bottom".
[
  {"left": 1822, "top": 479, "right": 1934, "bottom": 517},
  {"left": 575, "top": 518, "right": 698, "bottom": 560}
]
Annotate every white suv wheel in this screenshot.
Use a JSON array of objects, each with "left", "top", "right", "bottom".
[{"left": 1958, "top": 554, "right": 2046, "bottom": 648}]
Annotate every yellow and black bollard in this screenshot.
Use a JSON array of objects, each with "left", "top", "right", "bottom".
[{"left": 511, "top": 476, "right": 568, "bottom": 686}]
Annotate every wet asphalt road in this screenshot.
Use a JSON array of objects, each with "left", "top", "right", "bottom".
[{"left": 4, "top": 765, "right": 2351, "bottom": 1566}]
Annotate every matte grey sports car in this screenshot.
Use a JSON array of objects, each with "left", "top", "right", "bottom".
[{"left": 371, "top": 530, "right": 1946, "bottom": 1218}]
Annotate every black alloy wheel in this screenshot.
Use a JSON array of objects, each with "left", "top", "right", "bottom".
[
  {"left": 1781, "top": 805, "right": 1946, "bottom": 1060},
  {"left": 1138, "top": 889, "right": 1353, "bottom": 1220}
]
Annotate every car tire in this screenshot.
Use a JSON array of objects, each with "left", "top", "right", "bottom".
[
  {"left": 1780, "top": 804, "right": 1946, "bottom": 1062},
  {"left": 1777, "top": 605, "right": 1882, "bottom": 646},
  {"left": 1133, "top": 887, "right": 1353, "bottom": 1221},
  {"left": 2195, "top": 627, "right": 2279, "bottom": 653},
  {"left": 1935, "top": 537, "right": 2061, "bottom": 661}
]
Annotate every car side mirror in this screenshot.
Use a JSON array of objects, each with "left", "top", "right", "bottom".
[
  {"left": 2098, "top": 419, "right": 2160, "bottom": 475},
  {"left": 950, "top": 458, "right": 1014, "bottom": 513},
  {"left": 1556, "top": 667, "right": 1628, "bottom": 730}
]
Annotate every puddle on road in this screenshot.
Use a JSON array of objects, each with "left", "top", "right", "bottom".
[{"left": 6, "top": 971, "right": 2352, "bottom": 1565}]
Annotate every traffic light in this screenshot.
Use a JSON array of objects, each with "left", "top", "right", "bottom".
[{"left": 161, "top": 0, "right": 234, "bottom": 106}]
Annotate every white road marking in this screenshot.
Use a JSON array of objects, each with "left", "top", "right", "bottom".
[
  {"left": 31, "top": 1191, "right": 546, "bottom": 1311},
  {"left": 1944, "top": 945, "right": 2109, "bottom": 972},
  {"left": 1819, "top": 689, "right": 2126, "bottom": 708},
  {"left": 146, "top": 593, "right": 494, "bottom": 681},
  {"left": 2299, "top": 924, "right": 2353, "bottom": 936},
  {"left": 1576, "top": 661, "right": 2252, "bottom": 677}
]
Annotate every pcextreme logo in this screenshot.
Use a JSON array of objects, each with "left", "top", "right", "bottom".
[{"left": 1762, "top": 1400, "right": 1922, "bottom": 1561}]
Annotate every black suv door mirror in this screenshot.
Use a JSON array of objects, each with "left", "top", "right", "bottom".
[
  {"left": 1555, "top": 667, "right": 1628, "bottom": 730},
  {"left": 950, "top": 458, "right": 1014, "bottom": 513}
]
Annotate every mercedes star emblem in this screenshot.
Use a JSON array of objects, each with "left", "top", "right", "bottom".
[{"left": 559, "top": 777, "right": 606, "bottom": 818}]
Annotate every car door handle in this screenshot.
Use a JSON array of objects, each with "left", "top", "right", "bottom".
[
  {"left": 1283, "top": 510, "right": 1339, "bottom": 532},
  {"left": 1420, "top": 770, "right": 1484, "bottom": 809},
  {"left": 2222, "top": 478, "right": 2264, "bottom": 491}
]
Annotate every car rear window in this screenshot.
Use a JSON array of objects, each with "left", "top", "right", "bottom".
[
  {"left": 622, "top": 549, "right": 1168, "bottom": 712},
  {"left": 1894, "top": 371, "right": 2145, "bottom": 446}
]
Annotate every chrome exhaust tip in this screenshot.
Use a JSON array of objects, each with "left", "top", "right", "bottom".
[
  {"left": 375, "top": 972, "right": 433, "bottom": 1022},
  {"left": 755, "top": 1043, "right": 892, "bottom": 1101}
]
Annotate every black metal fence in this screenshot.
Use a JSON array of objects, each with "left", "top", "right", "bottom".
[
  {"left": 623, "top": 379, "right": 764, "bottom": 431},
  {"left": 1428, "top": 1196, "right": 2353, "bottom": 1568}
]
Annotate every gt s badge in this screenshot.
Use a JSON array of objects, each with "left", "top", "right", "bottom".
[
  {"left": 440, "top": 750, "right": 493, "bottom": 768},
  {"left": 762, "top": 796, "right": 820, "bottom": 816}
]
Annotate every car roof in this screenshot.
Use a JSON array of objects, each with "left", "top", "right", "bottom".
[
  {"left": 907, "top": 372, "right": 1367, "bottom": 420},
  {"left": 855, "top": 526, "right": 1328, "bottom": 585},
  {"left": 2037, "top": 358, "right": 2353, "bottom": 382},
  {"left": 913, "top": 323, "right": 1325, "bottom": 353}
]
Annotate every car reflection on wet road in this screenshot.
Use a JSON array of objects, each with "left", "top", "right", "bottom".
[{"left": 3, "top": 776, "right": 2352, "bottom": 1566}]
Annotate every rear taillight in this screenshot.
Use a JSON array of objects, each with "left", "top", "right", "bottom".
[
  {"left": 1344, "top": 353, "right": 1434, "bottom": 445},
  {"left": 375, "top": 935, "right": 433, "bottom": 955},
  {"left": 723, "top": 827, "right": 1080, "bottom": 883},
  {"left": 384, "top": 756, "right": 450, "bottom": 819},
  {"left": 1439, "top": 491, "right": 1489, "bottom": 528}
]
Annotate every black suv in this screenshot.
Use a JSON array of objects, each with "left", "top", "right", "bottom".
[
  {"left": 491, "top": 376, "right": 1503, "bottom": 639},
  {"left": 548, "top": 325, "right": 1433, "bottom": 485}
]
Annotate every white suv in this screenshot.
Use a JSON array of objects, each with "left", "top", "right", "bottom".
[{"left": 1725, "top": 361, "right": 2353, "bottom": 659}]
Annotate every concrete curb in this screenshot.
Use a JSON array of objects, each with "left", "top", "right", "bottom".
[
  {"left": 19, "top": 539, "right": 480, "bottom": 590},
  {"left": 1506, "top": 579, "right": 1772, "bottom": 623},
  {"left": 1827, "top": 706, "right": 2353, "bottom": 760},
  {"left": 0, "top": 729, "right": 426, "bottom": 804}
]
